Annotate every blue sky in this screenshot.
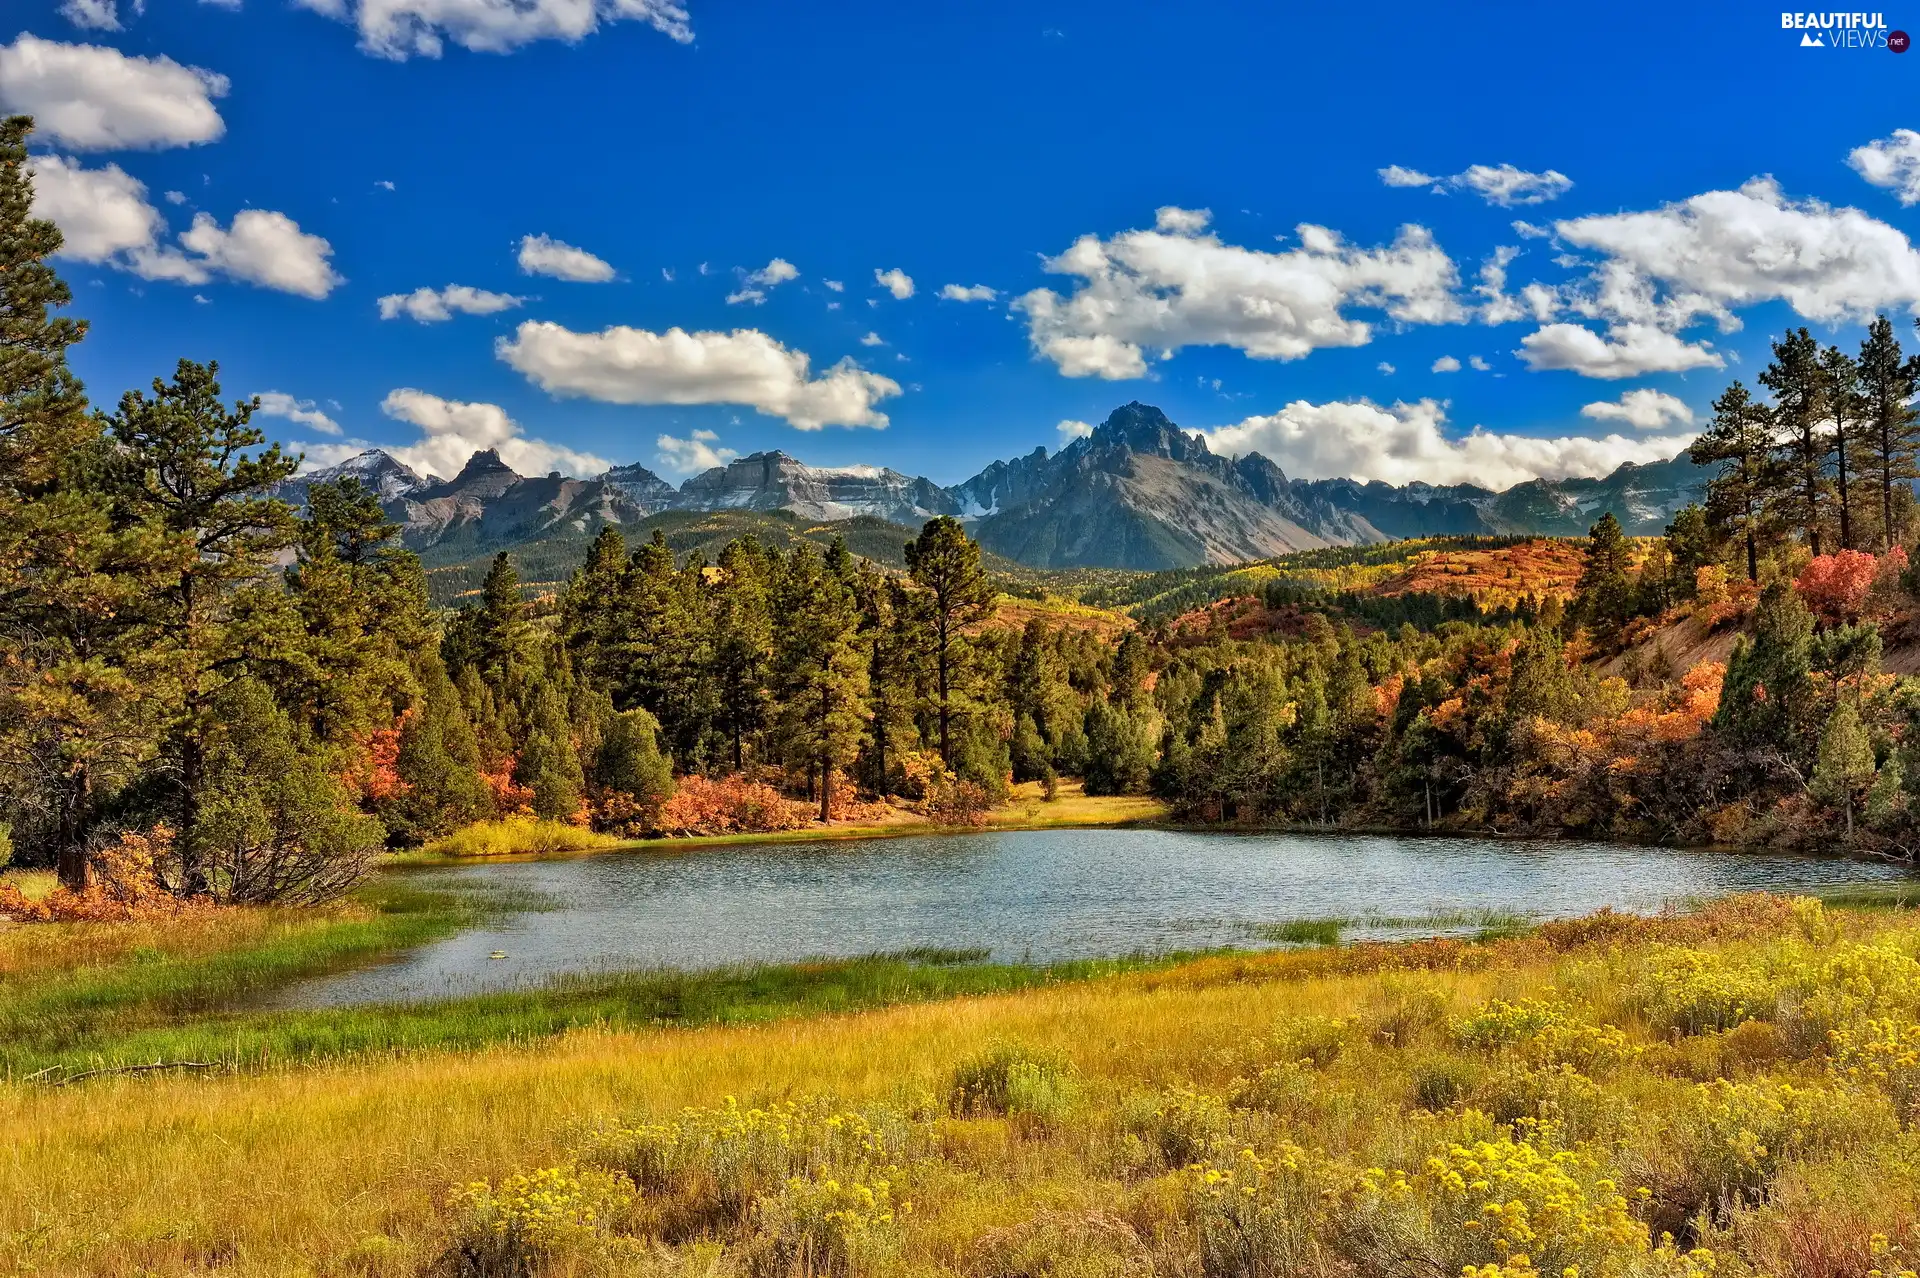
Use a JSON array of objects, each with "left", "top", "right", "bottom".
[{"left": 9, "top": 0, "right": 1920, "bottom": 488}]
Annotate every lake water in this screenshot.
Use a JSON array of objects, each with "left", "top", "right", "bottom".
[{"left": 279, "top": 828, "right": 1913, "bottom": 1007}]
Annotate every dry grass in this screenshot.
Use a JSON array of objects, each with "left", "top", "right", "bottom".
[{"left": 5, "top": 895, "right": 1918, "bottom": 1276}]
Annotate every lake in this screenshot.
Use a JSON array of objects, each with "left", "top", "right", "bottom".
[{"left": 279, "top": 828, "right": 1913, "bottom": 1007}]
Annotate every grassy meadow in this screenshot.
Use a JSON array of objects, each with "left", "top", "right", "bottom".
[{"left": 3, "top": 892, "right": 1920, "bottom": 1276}]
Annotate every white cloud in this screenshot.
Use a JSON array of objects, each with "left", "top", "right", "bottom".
[
  {"left": 822, "top": 279, "right": 844, "bottom": 292},
  {"left": 254, "top": 390, "right": 342, "bottom": 435},
  {"left": 1580, "top": 387, "right": 1696, "bottom": 430},
  {"left": 295, "top": 440, "right": 377, "bottom": 472},
  {"left": 1517, "top": 322, "right": 1722, "bottom": 379},
  {"left": 516, "top": 233, "right": 615, "bottom": 282},
  {"left": 1202, "top": 397, "right": 1694, "bottom": 489},
  {"left": 163, "top": 189, "right": 186, "bottom": 205},
  {"left": 939, "top": 283, "right": 997, "bottom": 302},
  {"left": 60, "top": 0, "right": 124, "bottom": 31},
  {"left": 1849, "top": 128, "right": 1920, "bottom": 205},
  {"left": 655, "top": 428, "right": 737, "bottom": 474},
  {"left": 874, "top": 267, "right": 914, "bottom": 299},
  {"left": 1380, "top": 163, "right": 1572, "bottom": 206},
  {"left": 727, "top": 257, "right": 797, "bottom": 304},
  {"left": 1154, "top": 205, "right": 1212, "bottom": 233},
  {"left": 1378, "top": 165, "right": 1437, "bottom": 188},
  {"left": 1468, "top": 355, "right": 1490, "bottom": 371},
  {"left": 1473, "top": 245, "right": 1525, "bottom": 323},
  {"left": 1455, "top": 164, "right": 1573, "bottom": 207},
  {"left": 748, "top": 257, "right": 798, "bottom": 286},
  {"left": 294, "top": 0, "right": 692, "bottom": 59},
  {"left": 27, "top": 153, "right": 162, "bottom": 261},
  {"left": 858, "top": 331, "right": 886, "bottom": 346},
  {"left": 497, "top": 321, "right": 903, "bottom": 429},
  {"left": 28, "top": 155, "right": 339, "bottom": 297},
  {"left": 1013, "top": 209, "right": 1461, "bottom": 379},
  {"left": 1057, "top": 418, "right": 1094, "bottom": 440},
  {"left": 1431, "top": 355, "right": 1461, "bottom": 372},
  {"left": 1553, "top": 177, "right": 1920, "bottom": 328},
  {"left": 0, "top": 34, "right": 228, "bottom": 150},
  {"left": 378, "top": 388, "right": 608, "bottom": 478},
  {"left": 1512, "top": 220, "right": 1551, "bottom": 239},
  {"left": 377, "top": 284, "right": 524, "bottom": 322},
  {"left": 177, "top": 209, "right": 343, "bottom": 298},
  {"left": 374, "top": 179, "right": 395, "bottom": 190},
  {"left": 1377, "top": 361, "right": 1395, "bottom": 374}
]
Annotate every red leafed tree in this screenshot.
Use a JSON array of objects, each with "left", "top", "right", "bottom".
[{"left": 1795, "top": 550, "right": 1879, "bottom": 623}]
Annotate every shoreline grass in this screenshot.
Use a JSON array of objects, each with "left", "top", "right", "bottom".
[
  {"left": 4, "top": 948, "right": 1202, "bottom": 1081},
  {"left": 8, "top": 894, "right": 1920, "bottom": 1276}
]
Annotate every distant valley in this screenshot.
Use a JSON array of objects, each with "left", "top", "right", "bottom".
[{"left": 280, "top": 401, "right": 1709, "bottom": 579}]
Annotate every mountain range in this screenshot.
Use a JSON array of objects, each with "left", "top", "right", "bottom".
[{"left": 280, "top": 402, "right": 1708, "bottom": 572}]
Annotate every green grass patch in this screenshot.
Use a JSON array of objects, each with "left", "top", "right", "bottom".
[
  {"left": 10, "top": 949, "right": 1199, "bottom": 1081},
  {"left": 1248, "top": 919, "right": 1347, "bottom": 945},
  {"left": 0, "top": 878, "right": 480, "bottom": 1079},
  {"left": 1809, "top": 882, "right": 1920, "bottom": 910}
]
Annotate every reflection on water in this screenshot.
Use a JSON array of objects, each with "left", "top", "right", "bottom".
[{"left": 280, "top": 828, "right": 1911, "bottom": 1007}]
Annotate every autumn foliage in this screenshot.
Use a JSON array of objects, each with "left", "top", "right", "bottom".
[{"left": 0, "top": 827, "right": 210, "bottom": 923}]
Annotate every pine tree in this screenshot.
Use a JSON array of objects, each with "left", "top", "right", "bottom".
[
  {"left": 475, "top": 552, "right": 530, "bottom": 690},
  {"left": 560, "top": 526, "right": 627, "bottom": 683},
  {"left": 0, "top": 116, "right": 91, "bottom": 497},
  {"left": 105, "top": 360, "right": 297, "bottom": 894},
  {"left": 389, "top": 653, "right": 491, "bottom": 842},
  {"left": 1715, "top": 582, "right": 1819, "bottom": 768},
  {"left": 1821, "top": 344, "right": 1864, "bottom": 550},
  {"left": 515, "top": 678, "right": 584, "bottom": 822},
  {"left": 1761, "top": 327, "right": 1828, "bottom": 555},
  {"left": 1663, "top": 505, "right": 1718, "bottom": 599},
  {"left": 1812, "top": 700, "right": 1875, "bottom": 836},
  {"left": 1574, "top": 512, "right": 1634, "bottom": 638},
  {"left": 1690, "top": 382, "right": 1777, "bottom": 581},
  {"left": 770, "top": 545, "right": 869, "bottom": 821},
  {"left": 277, "top": 477, "right": 431, "bottom": 745},
  {"left": 616, "top": 531, "right": 708, "bottom": 760},
  {"left": 594, "top": 707, "right": 672, "bottom": 815},
  {"left": 1862, "top": 316, "right": 1920, "bottom": 548},
  {"left": 708, "top": 536, "right": 772, "bottom": 770},
  {"left": 904, "top": 516, "right": 995, "bottom": 767},
  {"left": 194, "top": 676, "right": 385, "bottom": 904}
]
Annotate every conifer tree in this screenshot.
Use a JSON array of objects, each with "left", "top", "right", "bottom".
[
  {"left": 388, "top": 652, "right": 492, "bottom": 843},
  {"left": 1821, "top": 344, "right": 1864, "bottom": 550},
  {"left": 1812, "top": 700, "right": 1875, "bottom": 836},
  {"left": 105, "top": 361, "right": 297, "bottom": 894},
  {"left": 1715, "top": 582, "right": 1819, "bottom": 768},
  {"left": 474, "top": 552, "right": 530, "bottom": 691},
  {"left": 1574, "top": 512, "right": 1634, "bottom": 638},
  {"left": 0, "top": 118, "right": 185, "bottom": 885},
  {"left": 905, "top": 516, "right": 995, "bottom": 767},
  {"left": 770, "top": 545, "right": 869, "bottom": 821},
  {"left": 1862, "top": 316, "right": 1920, "bottom": 548},
  {"left": 515, "top": 678, "right": 584, "bottom": 822},
  {"left": 1761, "top": 327, "right": 1828, "bottom": 555},
  {"left": 1690, "top": 382, "right": 1777, "bottom": 581},
  {"left": 708, "top": 536, "right": 772, "bottom": 770},
  {"left": 560, "top": 526, "right": 627, "bottom": 683}
]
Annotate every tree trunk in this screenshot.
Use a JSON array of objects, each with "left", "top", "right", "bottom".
[
  {"left": 55, "top": 762, "right": 92, "bottom": 892},
  {"left": 937, "top": 629, "right": 952, "bottom": 768},
  {"left": 820, "top": 760, "right": 832, "bottom": 823},
  {"left": 1836, "top": 426, "right": 1854, "bottom": 550}
]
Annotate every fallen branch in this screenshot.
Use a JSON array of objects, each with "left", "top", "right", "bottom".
[{"left": 38, "top": 1060, "right": 222, "bottom": 1087}]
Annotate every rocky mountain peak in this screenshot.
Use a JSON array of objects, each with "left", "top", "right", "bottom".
[{"left": 1091, "top": 401, "right": 1212, "bottom": 463}]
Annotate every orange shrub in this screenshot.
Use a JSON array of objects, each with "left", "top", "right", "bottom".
[
  {"left": 0, "top": 827, "right": 211, "bottom": 923},
  {"left": 1796, "top": 550, "right": 1879, "bottom": 623},
  {"left": 655, "top": 774, "right": 812, "bottom": 836}
]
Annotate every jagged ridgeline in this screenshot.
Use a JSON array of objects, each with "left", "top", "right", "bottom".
[{"left": 276, "top": 402, "right": 1709, "bottom": 598}]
